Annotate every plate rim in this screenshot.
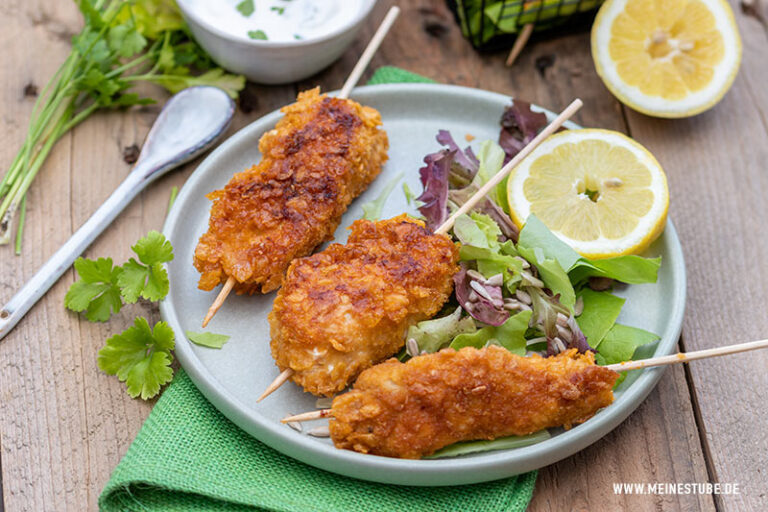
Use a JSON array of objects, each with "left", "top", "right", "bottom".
[{"left": 160, "top": 82, "right": 687, "bottom": 486}]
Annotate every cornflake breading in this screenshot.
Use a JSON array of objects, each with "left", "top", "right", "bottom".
[
  {"left": 329, "top": 346, "right": 618, "bottom": 458},
  {"left": 194, "top": 87, "right": 389, "bottom": 294},
  {"left": 269, "top": 215, "right": 459, "bottom": 396}
]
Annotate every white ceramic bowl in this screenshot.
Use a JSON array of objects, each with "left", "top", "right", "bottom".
[{"left": 176, "top": 0, "right": 377, "bottom": 85}]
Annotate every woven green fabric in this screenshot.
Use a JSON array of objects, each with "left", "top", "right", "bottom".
[{"left": 99, "top": 67, "right": 538, "bottom": 512}]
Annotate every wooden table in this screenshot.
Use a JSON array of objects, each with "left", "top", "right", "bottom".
[{"left": 1, "top": 0, "right": 767, "bottom": 510}]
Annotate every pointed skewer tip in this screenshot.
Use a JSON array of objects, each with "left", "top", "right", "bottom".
[
  {"left": 202, "top": 276, "right": 236, "bottom": 327},
  {"left": 257, "top": 368, "right": 295, "bottom": 402},
  {"left": 281, "top": 409, "right": 333, "bottom": 423}
]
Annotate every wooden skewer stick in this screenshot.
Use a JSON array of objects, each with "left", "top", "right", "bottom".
[
  {"left": 505, "top": 23, "right": 534, "bottom": 67},
  {"left": 257, "top": 368, "right": 294, "bottom": 402},
  {"left": 202, "top": 276, "right": 235, "bottom": 327},
  {"left": 434, "top": 98, "right": 583, "bottom": 236},
  {"left": 283, "top": 339, "right": 768, "bottom": 423},
  {"left": 201, "top": 6, "right": 401, "bottom": 328},
  {"left": 605, "top": 338, "right": 768, "bottom": 372},
  {"left": 339, "top": 6, "right": 401, "bottom": 99},
  {"left": 281, "top": 409, "right": 332, "bottom": 423}
]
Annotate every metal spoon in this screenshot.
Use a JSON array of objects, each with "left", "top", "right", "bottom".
[{"left": 0, "top": 86, "right": 235, "bottom": 341}]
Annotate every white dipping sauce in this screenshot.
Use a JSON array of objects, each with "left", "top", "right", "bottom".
[{"left": 180, "top": 0, "right": 364, "bottom": 43}]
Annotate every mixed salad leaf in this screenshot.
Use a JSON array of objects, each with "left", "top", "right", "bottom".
[
  {"left": 353, "top": 99, "right": 662, "bottom": 461},
  {"left": 397, "top": 102, "right": 665, "bottom": 456}
]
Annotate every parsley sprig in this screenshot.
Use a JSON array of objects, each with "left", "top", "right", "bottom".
[
  {"left": 65, "top": 230, "right": 173, "bottom": 317},
  {"left": 0, "top": 0, "right": 245, "bottom": 249},
  {"left": 98, "top": 317, "right": 175, "bottom": 399},
  {"left": 67, "top": 230, "right": 228, "bottom": 399}
]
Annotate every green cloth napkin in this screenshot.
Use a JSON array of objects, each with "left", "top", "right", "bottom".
[{"left": 99, "top": 67, "right": 538, "bottom": 512}]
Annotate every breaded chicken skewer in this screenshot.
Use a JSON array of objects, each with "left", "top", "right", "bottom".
[
  {"left": 258, "top": 100, "right": 584, "bottom": 400},
  {"left": 200, "top": 7, "right": 400, "bottom": 327},
  {"left": 283, "top": 339, "right": 768, "bottom": 458},
  {"left": 282, "top": 346, "right": 618, "bottom": 458},
  {"left": 268, "top": 215, "right": 459, "bottom": 397}
]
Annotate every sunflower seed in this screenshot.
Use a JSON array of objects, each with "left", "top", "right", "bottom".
[
  {"left": 556, "top": 312, "right": 569, "bottom": 327},
  {"left": 468, "top": 290, "right": 479, "bottom": 302},
  {"left": 467, "top": 269, "right": 486, "bottom": 281},
  {"left": 515, "top": 256, "right": 531, "bottom": 269},
  {"left": 307, "top": 426, "right": 330, "bottom": 438},
  {"left": 464, "top": 301, "right": 475, "bottom": 312},
  {"left": 574, "top": 296, "right": 584, "bottom": 316},
  {"left": 469, "top": 280, "right": 494, "bottom": 301},
  {"left": 553, "top": 337, "right": 567, "bottom": 353},
  {"left": 406, "top": 338, "right": 419, "bottom": 357},
  {"left": 485, "top": 273, "right": 504, "bottom": 287},
  {"left": 515, "top": 289, "right": 532, "bottom": 305},
  {"left": 503, "top": 299, "right": 523, "bottom": 311},
  {"left": 283, "top": 413, "right": 303, "bottom": 432},
  {"left": 315, "top": 397, "right": 333, "bottom": 409},
  {"left": 526, "top": 336, "right": 547, "bottom": 346},
  {"left": 557, "top": 324, "right": 573, "bottom": 342}
]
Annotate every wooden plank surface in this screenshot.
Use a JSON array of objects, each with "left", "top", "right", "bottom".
[
  {"left": 0, "top": 0, "right": 763, "bottom": 509},
  {"left": 622, "top": 2, "right": 768, "bottom": 508}
]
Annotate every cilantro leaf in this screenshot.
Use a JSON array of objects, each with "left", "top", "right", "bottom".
[
  {"left": 186, "top": 330, "right": 230, "bottom": 349},
  {"left": 65, "top": 257, "right": 123, "bottom": 322},
  {"left": 98, "top": 317, "right": 175, "bottom": 400},
  {"left": 150, "top": 68, "right": 246, "bottom": 99},
  {"left": 236, "top": 0, "right": 255, "bottom": 17},
  {"left": 247, "top": 30, "right": 268, "bottom": 40},
  {"left": 117, "top": 231, "right": 174, "bottom": 303},
  {"left": 108, "top": 23, "right": 148, "bottom": 58}
]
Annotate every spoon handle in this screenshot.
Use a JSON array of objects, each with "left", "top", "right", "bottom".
[{"left": 0, "top": 165, "right": 151, "bottom": 341}]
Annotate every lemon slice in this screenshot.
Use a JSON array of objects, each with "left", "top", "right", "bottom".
[
  {"left": 592, "top": 0, "right": 742, "bottom": 118},
  {"left": 507, "top": 129, "right": 669, "bottom": 258}
]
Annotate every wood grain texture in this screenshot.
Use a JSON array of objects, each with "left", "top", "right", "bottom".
[
  {"left": 0, "top": 0, "right": 762, "bottom": 509},
  {"left": 623, "top": 2, "right": 768, "bottom": 508}
]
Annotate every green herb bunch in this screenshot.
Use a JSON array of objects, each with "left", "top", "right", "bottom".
[
  {"left": 0, "top": 0, "right": 245, "bottom": 251},
  {"left": 66, "top": 228, "right": 230, "bottom": 399}
]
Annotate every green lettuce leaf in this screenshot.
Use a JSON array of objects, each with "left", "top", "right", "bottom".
[
  {"left": 569, "top": 255, "right": 662, "bottom": 287},
  {"left": 471, "top": 140, "right": 506, "bottom": 210},
  {"left": 596, "top": 323, "right": 660, "bottom": 366},
  {"left": 518, "top": 215, "right": 582, "bottom": 272},
  {"left": 576, "top": 289, "right": 626, "bottom": 348},
  {"left": 361, "top": 172, "right": 404, "bottom": 221},
  {"left": 451, "top": 310, "right": 532, "bottom": 355},
  {"left": 426, "top": 430, "right": 550, "bottom": 458},
  {"left": 518, "top": 214, "right": 661, "bottom": 286},
  {"left": 186, "top": 330, "right": 230, "bottom": 349},
  {"left": 453, "top": 212, "right": 502, "bottom": 249},
  {"left": 406, "top": 307, "right": 477, "bottom": 354}
]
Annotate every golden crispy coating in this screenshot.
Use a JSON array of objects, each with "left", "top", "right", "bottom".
[
  {"left": 194, "top": 88, "right": 388, "bottom": 294},
  {"left": 269, "top": 215, "right": 459, "bottom": 396},
  {"left": 329, "top": 346, "right": 618, "bottom": 458}
]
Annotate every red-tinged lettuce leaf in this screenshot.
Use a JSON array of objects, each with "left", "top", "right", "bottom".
[
  {"left": 417, "top": 130, "right": 483, "bottom": 231},
  {"left": 437, "top": 129, "right": 479, "bottom": 176},
  {"left": 499, "top": 100, "right": 549, "bottom": 163},
  {"left": 416, "top": 149, "right": 452, "bottom": 231},
  {"left": 454, "top": 263, "right": 510, "bottom": 326}
]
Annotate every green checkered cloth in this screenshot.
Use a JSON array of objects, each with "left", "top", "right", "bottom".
[{"left": 98, "top": 67, "right": 538, "bottom": 512}]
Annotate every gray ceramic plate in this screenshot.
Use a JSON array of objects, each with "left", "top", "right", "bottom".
[{"left": 160, "top": 83, "right": 686, "bottom": 486}]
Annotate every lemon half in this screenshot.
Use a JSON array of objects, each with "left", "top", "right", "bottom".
[
  {"left": 592, "top": 0, "right": 742, "bottom": 118},
  {"left": 507, "top": 129, "right": 669, "bottom": 258}
]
